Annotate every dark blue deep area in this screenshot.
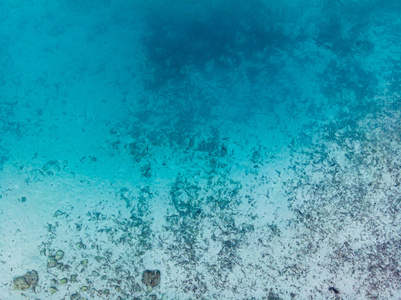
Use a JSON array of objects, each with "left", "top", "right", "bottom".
[{"left": 1, "top": 1, "right": 399, "bottom": 150}]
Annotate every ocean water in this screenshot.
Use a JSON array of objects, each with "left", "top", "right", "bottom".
[{"left": 1, "top": 0, "right": 401, "bottom": 299}]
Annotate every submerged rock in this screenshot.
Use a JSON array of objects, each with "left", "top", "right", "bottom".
[
  {"left": 47, "top": 256, "right": 58, "bottom": 268},
  {"left": 80, "top": 286, "right": 88, "bottom": 292},
  {"left": 13, "top": 270, "right": 39, "bottom": 290},
  {"left": 142, "top": 270, "right": 161, "bottom": 288},
  {"left": 57, "top": 262, "right": 70, "bottom": 271},
  {"left": 13, "top": 276, "right": 30, "bottom": 290},
  {"left": 53, "top": 210, "right": 66, "bottom": 217},
  {"left": 268, "top": 291, "right": 282, "bottom": 300},
  {"left": 80, "top": 259, "right": 88, "bottom": 268},
  {"left": 70, "top": 292, "right": 81, "bottom": 300},
  {"left": 55, "top": 250, "right": 64, "bottom": 260},
  {"left": 25, "top": 270, "right": 38, "bottom": 287}
]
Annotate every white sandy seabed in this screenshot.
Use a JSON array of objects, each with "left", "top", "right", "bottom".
[{"left": 1, "top": 1, "right": 401, "bottom": 300}]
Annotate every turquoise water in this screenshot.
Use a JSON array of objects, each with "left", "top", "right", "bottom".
[{"left": 1, "top": 1, "right": 401, "bottom": 299}]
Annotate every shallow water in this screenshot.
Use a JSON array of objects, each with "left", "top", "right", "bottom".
[{"left": 1, "top": 1, "right": 401, "bottom": 299}]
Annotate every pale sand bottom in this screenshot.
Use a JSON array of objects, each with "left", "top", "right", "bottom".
[{"left": 1, "top": 107, "right": 400, "bottom": 300}]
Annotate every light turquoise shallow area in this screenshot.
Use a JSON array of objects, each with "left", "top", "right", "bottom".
[{"left": 1, "top": 1, "right": 401, "bottom": 299}]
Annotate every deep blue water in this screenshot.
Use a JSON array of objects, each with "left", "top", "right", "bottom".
[{"left": 1, "top": 1, "right": 401, "bottom": 299}]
